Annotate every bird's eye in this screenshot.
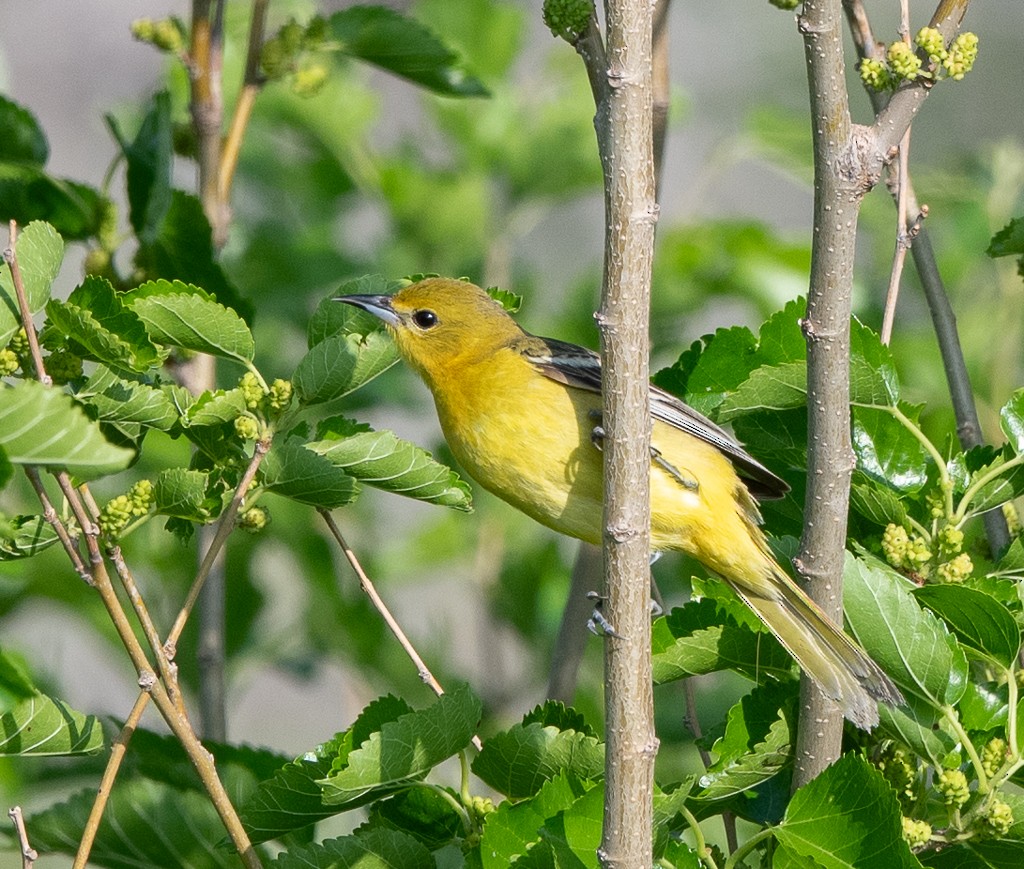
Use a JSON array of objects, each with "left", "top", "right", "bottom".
[{"left": 411, "top": 309, "right": 438, "bottom": 329}]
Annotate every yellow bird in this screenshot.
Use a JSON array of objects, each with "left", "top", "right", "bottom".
[{"left": 337, "top": 277, "right": 903, "bottom": 728}]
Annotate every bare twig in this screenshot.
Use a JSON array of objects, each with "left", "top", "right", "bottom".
[
  {"left": 168, "top": 437, "right": 272, "bottom": 651},
  {"left": 651, "top": 0, "right": 672, "bottom": 194},
  {"left": 593, "top": 0, "right": 659, "bottom": 864},
  {"left": 792, "top": 0, "right": 862, "bottom": 788},
  {"left": 219, "top": 0, "right": 269, "bottom": 206},
  {"left": 880, "top": 126, "right": 913, "bottom": 345},
  {"left": 4, "top": 222, "right": 50, "bottom": 386},
  {"left": 23, "top": 467, "right": 90, "bottom": 583},
  {"left": 7, "top": 807, "right": 37, "bottom": 869},
  {"left": 317, "top": 509, "right": 486, "bottom": 750},
  {"left": 72, "top": 693, "right": 148, "bottom": 869}
]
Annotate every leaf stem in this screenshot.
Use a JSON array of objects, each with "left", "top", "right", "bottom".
[
  {"left": 1006, "top": 666, "right": 1019, "bottom": 763},
  {"left": 723, "top": 826, "right": 774, "bottom": 869},
  {"left": 4, "top": 221, "right": 50, "bottom": 386},
  {"left": 954, "top": 454, "right": 1024, "bottom": 526},
  {"left": 679, "top": 805, "right": 718, "bottom": 869},
  {"left": 941, "top": 705, "right": 988, "bottom": 792}
]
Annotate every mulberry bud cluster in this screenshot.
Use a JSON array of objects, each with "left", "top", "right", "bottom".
[
  {"left": 234, "top": 414, "right": 261, "bottom": 442},
  {"left": 261, "top": 17, "right": 329, "bottom": 96},
  {"left": 8, "top": 328, "right": 30, "bottom": 360},
  {"left": 46, "top": 349, "right": 84, "bottom": 384},
  {"left": 936, "top": 552, "right": 973, "bottom": 584},
  {"left": 860, "top": 28, "right": 978, "bottom": 92},
  {"left": 935, "top": 768, "right": 970, "bottom": 809},
  {"left": 239, "top": 372, "right": 265, "bottom": 410},
  {"left": 901, "top": 817, "right": 932, "bottom": 848},
  {"left": 876, "top": 746, "right": 916, "bottom": 801},
  {"left": 131, "top": 17, "right": 186, "bottom": 53},
  {"left": 881, "top": 523, "right": 932, "bottom": 576},
  {"left": 542, "top": 0, "right": 592, "bottom": 44},
  {"left": 99, "top": 480, "right": 155, "bottom": 538},
  {"left": 238, "top": 506, "right": 270, "bottom": 534},
  {"left": 982, "top": 797, "right": 1014, "bottom": 837},
  {"left": 981, "top": 738, "right": 1007, "bottom": 779},
  {"left": 0, "top": 347, "right": 18, "bottom": 377},
  {"left": 268, "top": 379, "right": 293, "bottom": 414}
]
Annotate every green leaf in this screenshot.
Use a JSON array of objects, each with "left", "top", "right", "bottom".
[
  {"left": 153, "top": 468, "right": 216, "bottom": 522},
  {"left": 125, "top": 285, "right": 255, "bottom": 364},
  {"left": 920, "top": 792, "right": 1024, "bottom": 867},
  {"left": 843, "top": 553, "right": 968, "bottom": 707},
  {"left": 651, "top": 598, "right": 794, "bottom": 685},
  {"left": 182, "top": 388, "right": 247, "bottom": 428},
  {"left": 957, "top": 681, "right": 1009, "bottom": 734},
  {"left": 876, "top": 696, "right": 957, "bottom": 769},
  {"left": 26, "top": 777, "right": 264, "bottom": 868},
  {"left": 0, "top": 220, "right": 63, "bottom": 345},
  {"left": 77, "top": 364, "right": 179, "bottom": 431},
  {"left": 137, "top": 190, "right": 253, "bottom": 322},
  {"left": 0, "top": 94, "right": 48, "bottom": 164},
  {"left": 962, "top": 450, "right": 1024, "bottom": 514},
  {"left": 479, "top": 772, "right": 594, "bottom": 869},
  {"left": 913, "top": 585, "right": 1021, "bottom": 668},
  {"left": 999, "top": 389, "right": 1024, "bottom": 453},
  {"left": 851, "top": 406, "right": 930, "bottom": 493},
  {"left": 542, "top": 779, "right": 604, "bottom": 869},
  {"left": 849, "top": 318, "right": 900, "bottom": 406},
  {"left": 45, "top": 276, "right": 163, "bottom": 372},
  {"left": 270, "top": 828, "right": 435, "bottom": 869},
  {"left": 654, "top": 327, "right": 759, "bottom": 417},
  {"left": 471, "top": 718, "right": 604, "bottom": 800},
  {"left": 0, "top": 649, "right": 37, "bottom": 710},
  {"left": 319, "top": 685, "right": 481, "bottom": 805},
  {"left": 697, "top": 683, "right": 795, "bottom": 801},
  {"left": 776, "top": 754, "right": 918, "bottom": 869},
  {"left": 0, "top": 165, "right": 106, "bottom": 241},
  {"left": 849, "top": 475, "right": 910, "bottom": 528},
  {"left": 0, "top": 514, "right": 60, "bottom": 560},
  {"left": 293, "top": 331, "right": 399, "bottom": 405},
  {"left": 0, "top": 380, "right": 134, "bottom": 479},
  {"left": 988, "top": 217, "right": 1024, "bottom": 258},
  {"left": 719, "top": 361, "right": 807, "bottom": 421},
  {"left": 110, "top": 91, "right": 172, "bottom": 244},
  {"left": 328, "top": 6, "right": 488, "bottom": 97},
  {"left": 367, "top": 786, "right": 465, "bottom": 851},
  {"left": 262, "top": 438, "right": 360, "bottom": 509},
  {"left": 307, "top": 418, "right": 472, "bottom": 511},
  {"left": 522, "top": 701, "right": 600, "bottom": 739},
  {"left": 0, "top": 694, "right": 103, "bottom": 756},
  {"left": 239, "top": 695, "right": 414, "bottom": 844},
  {"left": 308, "top": 276, "right": 408, "bottom": 347}
]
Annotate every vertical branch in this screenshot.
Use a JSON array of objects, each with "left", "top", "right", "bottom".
[
  {"left": 596, "top": 0, "right": 659, "bottom": 866},
  {"left": 792, "top": 0, "right": 861, "bottom": 787}
]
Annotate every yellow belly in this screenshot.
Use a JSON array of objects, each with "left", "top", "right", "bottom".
[{"left": 430, "top": 353, "right": 767, "bottom": 576}]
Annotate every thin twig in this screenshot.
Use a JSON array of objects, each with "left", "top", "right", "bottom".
[
  {"left": 318, "top": 509, "right": 483, "bottom": 752},
  {"left": 683, "top": 679, "right": 738, "bottom": 854},
  {"left": 4, "top": 222, "right": 50, "bottom": 386},
  {"left": 72, "top": 693, "right": 148, "bottom": 869},
  {"left": 7, "top": 807, "right": 37, "bottom": 868},
  {"left": 23, "top": 467, "right": 90, "bottom": 583},
  {"left": 167, "top": 436, "right": 272, "bottom": 651},
  {"left": 880, "top": 126, "right": 912, "bottom": 345},
  {"left": 108, "top": 546, "right": 183, "bottom": 710},
  {"left": 218, "top": 0, "right": 269, "bottom": 205},
  {"left": 548, "top": 543, "right": 602, "bottom": 702}
]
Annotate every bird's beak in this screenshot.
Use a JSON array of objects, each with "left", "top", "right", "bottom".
[{"left": 333, "top": 294, "right": 401, "bottom": 328}]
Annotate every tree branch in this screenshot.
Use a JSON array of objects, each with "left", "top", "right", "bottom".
[{"left": 595, "top": 0, "right": 659, "bottom": 865}]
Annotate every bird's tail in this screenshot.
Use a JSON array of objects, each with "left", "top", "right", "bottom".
[{"left": 733, "top": 562, "right": 904, "bottom": 730}]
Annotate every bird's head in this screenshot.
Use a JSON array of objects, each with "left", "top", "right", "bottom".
[{"left": 335, "top": 278, "right": 523, "bottom": 381}]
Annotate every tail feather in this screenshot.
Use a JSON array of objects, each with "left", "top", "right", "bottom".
[{"left": 734, "top": 565, "right": 904, "bottom": 730}]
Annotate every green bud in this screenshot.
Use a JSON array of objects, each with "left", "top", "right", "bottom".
[
  {"left": 268, "top": 378, "right": 293, "bottom": 414},
  {"left": 859, "top": 57, "right": 892, "bottom": 92},
  {"left": 887, "top": 41, "right": 923, "bottom": 82},
  {"left": 46, "top": 349, "right": 84, "bottom": 385},
  {"left": 983, "top": 797, "right": 1014, "bottom": 837},
  {"left": 238, "top": 372, "right": 265, "bottom": 410},
  {"left": 542, "top": 0, "right": 593, "bottom": 44},
  {"left": 239, "top": 506, "right": 270, "bottom": 534},
  {"left": 0, "top": 348, "right": 19, "bottom": 377},
  {"left": 901, "top": 817, "right": 931, "bottom": 848},
  {"left": 935, "top": 768, "right": 970, "bottom": 808},
  {"left": 291, "top": 63, "right": 330, "bottom": 97},
  {"left": 234, "top": 414, "right": 261, "bottom": 441},
  {"left": 981, "top": 738, "right": 1007, "bottom": 779}
]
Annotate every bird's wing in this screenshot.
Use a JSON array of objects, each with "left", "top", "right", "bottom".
[{"left": 522, "top": 336, "right": 790, "bottom": 500}]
